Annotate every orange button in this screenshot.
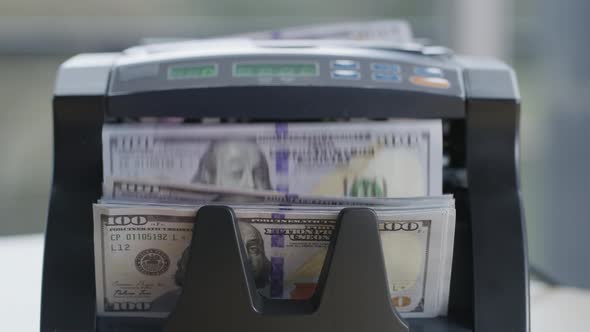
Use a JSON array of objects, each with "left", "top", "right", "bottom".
[
  {"left": 392, "top": 296, "right": 412, "bottom": 307},
  {"left": 409, "top": 75, "right": 451, "bottom": 89}
]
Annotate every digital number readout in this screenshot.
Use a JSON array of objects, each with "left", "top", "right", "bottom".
[
  {"left": 234, "top": 63, "right": 318, "bottom": 77},
  {"left": 168, "top": 64, "right": 217, "bottom": 80}
]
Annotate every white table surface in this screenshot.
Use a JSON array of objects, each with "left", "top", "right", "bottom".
[
  {"left": 1, "top": 234, "right": 589, "bottom": 331},
  {"left": 0, "top": 234, "right": 44, "bottom": 331}
]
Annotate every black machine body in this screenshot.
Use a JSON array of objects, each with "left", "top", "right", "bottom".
[{"left": 42, "top": 38, "right": 528, "bottom": 332}]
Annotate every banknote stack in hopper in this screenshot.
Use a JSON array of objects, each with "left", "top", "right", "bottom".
[{"left": 95, "top": 120, "right": 456, "bottom": 319}]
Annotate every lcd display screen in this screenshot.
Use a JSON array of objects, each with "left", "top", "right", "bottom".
[
  {"left": 234, "top": 63, "right": 318, "bottom": 77},
  {"left": 168, "top": 64, "right": 218, "bottom": 80}
]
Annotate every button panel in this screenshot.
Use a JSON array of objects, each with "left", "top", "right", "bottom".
[
  {"left": 370, "top": 62, "right": 403, "bottom": 83},
  {"left": 111, "top": 54, "right": 460, "bottom": 97}
]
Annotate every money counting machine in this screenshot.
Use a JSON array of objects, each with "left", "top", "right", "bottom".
[{"left": 42, "top": 37, "right": 529, "bottom": 332}]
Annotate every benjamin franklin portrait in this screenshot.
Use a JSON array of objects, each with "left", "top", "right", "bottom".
[
  {"left": 239, "top": 221, "right": 272, "bottom": 289},
  {"left": 192, "top": 140, "right": 272, "bottom": 190},
  {"left": 150, "top": 222, "right": 271, "bottom": 313}
]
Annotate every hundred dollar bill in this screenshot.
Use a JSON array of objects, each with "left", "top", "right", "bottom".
[
  {"left": 102, "top": 121, "right": 442, "bottom": 197},
  {"left": 229, "top": 20, "right": 414, "bottom": 43},
  {"left": 103, "top": 177, "right": 453, "bottom": 209},
  {"left": 94, "top": 203, "right": 454, "bottom": 319},
  {"left": 132, "top": 20, "right": 415, "bottom": 56}
]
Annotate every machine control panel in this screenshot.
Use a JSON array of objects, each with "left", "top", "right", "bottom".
[{"left": 109, "top": 52, "right": 463, "bottom": 98}]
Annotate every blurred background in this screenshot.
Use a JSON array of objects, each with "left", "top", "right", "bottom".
[{"left": 0, "top": 0, "right": 589, "bottom": 294}]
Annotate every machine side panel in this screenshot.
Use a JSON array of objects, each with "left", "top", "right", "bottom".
[
  {"left": 467, "top": 99, "right": 529, "bottom": 332},
  {"left": 456, "top": 56, "right": 520, "bottom": 100},
  {"left": 446, "top": 189, "right": 474, "bottom": 329},
  {"left": 41, "top": 97, "right": 104, "bottom": 331},
  {"left": 54, "top": 53, "right": 117, "bottom": 96}
]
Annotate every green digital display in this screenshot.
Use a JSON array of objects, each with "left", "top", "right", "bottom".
[
  {"left": 168, "top": 64, "right": 217, "bottom": 80},
  {"left": 234, "top": 63, "right": 318, "bottom": 77}
]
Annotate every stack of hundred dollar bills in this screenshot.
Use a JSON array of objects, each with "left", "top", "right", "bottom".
[{"left": 94, "top": 120, "right": 455, "bottom": 319}]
